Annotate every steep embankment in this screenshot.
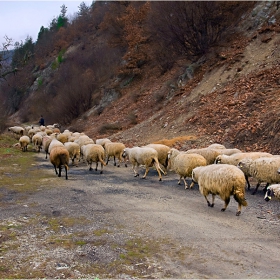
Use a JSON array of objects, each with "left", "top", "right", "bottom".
[{"left": 75, "top": 2, "right": 280, "bottom": 154}]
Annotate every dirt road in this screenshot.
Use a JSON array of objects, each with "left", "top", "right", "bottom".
[{"left": 1, "top": 152, "right": 279, "bottom": 278}]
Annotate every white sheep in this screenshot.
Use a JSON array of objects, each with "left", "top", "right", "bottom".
[
  {"left": 104, "top": 142, "right": 127, "bottom": 167},
  {"left": 168, "top": 148, "right": 207, "bottom": 189},
  {"left": 19, "top": 135, "right": 30, "bottom": 152},
  {"left": 64, "top": 142, "right": 81, "bottom": 166},
  {"left": 48, "top": 138, "right": 64, "bottom": 155},
  {"left": 28, "top": 127, "right": 42, "bottom": 138},
  {"left": 185, "top": 147, "right": 221, "bottom": 165},
  {"left": 74, "top": 135, "right": 94, "bottom": 147},
  {"left": 8, "top": 126, "right": 24, "bottom": 138},
  {"left": 49, "top": 146, "right": 70, "bottom": 180},
  {"left": 145, "top": 143, "right": 171, "bottom": 174},
  {"left": 264, "top": 184, "right": 280, "bottom": 201},
  {"left": 122, "top": 147, "right": 165, "bottom": 181},
  {"left": 81, "top": 144, "right": 106, "bottom": 173},
  {"left": 42, "top": 135, "right": 52, "bottom": 159},
  {"left": 32, "top": 133, "right": 43, "bottom": 152},
  {"left": 190, "top": 164, "right": 248, "bottom": 216},
  {"left": 207, "top": 143, "right": 226, "bottom": 149},
  {"left": 95, "top": 138, "right": 112, "bottom": 148},
  {"left": 238, "top": 157, "right": 280, "bottom": 195},
  {"left": 76, "top": 136, "right": 95, "bottom": 161},
  {"left": 215, "top": 152, "right": 273, "bottom": 190}
]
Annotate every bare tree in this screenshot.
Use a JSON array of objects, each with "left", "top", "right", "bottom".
[{"left": 0, "top": 36, "right": 18, "bottom": 80}]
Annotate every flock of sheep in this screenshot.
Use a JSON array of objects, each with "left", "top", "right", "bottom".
[{"left": 8, "top": 124, "right": 280, "bottom": 216}]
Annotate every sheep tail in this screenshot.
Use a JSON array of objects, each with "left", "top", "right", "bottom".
[
  {"left": 99, "top": 155, "right": 107, "bottom": 166},
  {"left": 234, "top": 190, "right": 248, "bottom": 207}
]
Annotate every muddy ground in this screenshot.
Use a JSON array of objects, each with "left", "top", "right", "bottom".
[{"left": 0, "top": 151, "right": 280, "bottom": 279}]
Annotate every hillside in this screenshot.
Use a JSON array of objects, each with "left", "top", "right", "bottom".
[
  {"left": 74, "top": 1, "right": 280, "bottom": 154},
  {"left": 5, "top": 1, "right": 280, "bottom": 154}
]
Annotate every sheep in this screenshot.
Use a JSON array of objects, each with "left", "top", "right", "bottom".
[
  {"left": 104, "top": 142, "right": 127, "bottom": 167},
  {"left": 167, "top": 148, "right": 207, "bottom": 189},
  {"left": 237, "top": 157, "right": 280, "bottom": 195},
  {"left": 215, "top": 152, "right": 273, "bottom": 190},
  {"left": 32, "top": 133, "right": 43, "bottom": 152},
  {"left": 56, "top": 133, "right": 69, "bottom": 144},
  {"left": 74, "top": 135, "right": 94, "bottom": 147},
  {"left": 48, "top": 138, "right": 64, "bottom": 154},
  {"left": 145, "top": 143, "right": 171, "bottom": 174},
  {"left": 95, "top": 138, "right": 112, "bottom": 148},
  {"left": 207, "top": 143, "right": 226, "bottom": 149},
  {"left": 190, "top": 164, "right": 248, "bottom": 216},
  {"left": 8, "top": 126, "right": 24, "bottom": 138},
  {"left": 185, "top": 148, "right": 221, "bottom": 165},
  {"left": 64, "top": 142, "right": 81, "bottom": 166},
  {"left": 264, "top": 184, "right": 280, "bottom": 201},
  {"left": 81, "top": 144, "right": 106, "bottom": 173},
  {"left": 49, "top": 146, "right": 70, "bottom": 180},
  {"left": 216, "top": 148, "right": 242, "bottom": 156},
  {"left": 19, "top": 135, "right": 30, "bottom": 152},
  {"left": 42, "top": 136, "right": 52, "bottom": 159},
  {"left": 122, "top": 147, "right": 165, "bottom": 181},
  {"left": 75, "top": 135, "right": 95, "bottom": 161}
]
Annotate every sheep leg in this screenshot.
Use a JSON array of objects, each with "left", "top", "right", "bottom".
[
  {"left": 132, "top": 164, "right": 139, "bottom": 177},
  {"left": 236, "top": 204, "right": 242, "bottom": 216},
  {"left": 53, "top": 165, "right": 58, "bottom": 175},
  {"left": 142, "top": 166, "right": 149, "bottom": 179},
  {"left": 177, "top": 177, "right": 182, "bottom": 185},
  {"left": 245, "top": 175, "right": 251, "bottom": 190},
  {"left": 205, "top": 194, "right": 215, "bottom": 207},
  {"left": 100, "top": 163, "right": 103, "bottom": 174},
  {"left": 183, "top": 177, "right": 189, "bottom": 189},
  {"left": 263, "top": 183, "right": 269, "bottom": 193},
  {"left": 88, "top": 160, "right": 93, "bottom": 171},
  {"left": 154, "top": 162, "right": 162, "bottom": 181},
  {"left": 64, "top": 165, "right": 68, "bottom": 180},
  {"left": 113, "top": 156, "right": 117, "bottom": 166},
  {"left": 95, "top": 162, "right": 98, "bottom": 171},
  {"left": 221, "top": 197, "right": 230, "bottom": 212},
  {"left": 251, "top": 182, "right": 261, "bottom": 195},
  {"left": 58, "top": 166, "right": 62, "bottom": 177},
  {"left": 106, "top": 156, "right": 110, "bottom": 165}
]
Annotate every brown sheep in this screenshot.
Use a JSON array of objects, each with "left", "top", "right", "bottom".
[{"left": 49, "top": 146, "right": 70, "bottom": 180}]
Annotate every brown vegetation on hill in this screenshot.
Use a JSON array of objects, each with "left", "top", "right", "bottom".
[{"left": 1, "top": 1, "right": 280, "bottom": 154}]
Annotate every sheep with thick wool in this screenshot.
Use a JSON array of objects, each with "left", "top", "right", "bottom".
[
  {"left": 122, "top": 147, "right": 165, "bottom": 181},
  {"left": 104, "top": 142, "right": 127, "bottom": 167},
  {"left": 19, "top": 135, "right": 30, "bottom": 152},
  {"left": 56, "top": 133, "right": 69, "bottom": 144},
  {"left": 168, "top": 148, "right": 207, "bottom": 189},
  {"left": 28, "top": 127, "right": 41, "bottom": 139},
  {"left": 145, "top": 143, "right": 171, "bottom": 174},
  {"left": 42, "top": 136, "right": 53, "bottom": 159},
  {"left": 264, "top": 184, "right": 280, "bottom": 201},
  {"left": 185, "top": 148, "right": 221, "bottom": 165},
  {"left": 32, "top": 133, "right": 43, "bottom": 152},
  {"left": 74, "top": 135, "right": 94, "bottom": 147},
  {"left": 64, "top": 142, "right": 81, "bottom": 165},
  {"left": 76, "top": 136, "right": 95, "bottom": 161},
  {"left": 215, "top": 152, "right": 273, "bottom": 190},
  {"left": 48, "top": 138, "right": 64, "bottom": 155},
  {"left": 96, "top": 138, "right": 112, "bottom": 148},
  {"left": 207, "top": 143, "right": 226, "bottom": 149},
  {"left": 190, "top": 164, "right": 247, "bottom": 216},
  {"left": 49, "top": 146, "right": 70, "bottom": 180},
  {"left": 237, "top": 157, "right": 280, "bottom": 195},
  {"left": 8, "top": 126, "right": 24, "bottom": 138},
  {"left": 81, "top": 144, "right": 106, "bottom": 173}
]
